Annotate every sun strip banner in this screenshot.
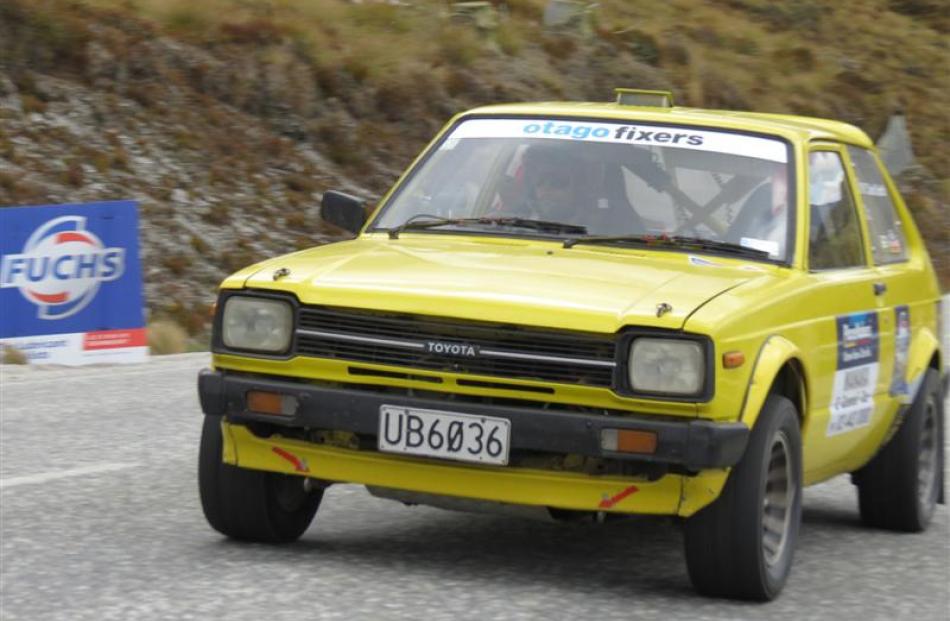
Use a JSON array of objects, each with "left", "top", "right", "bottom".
[{"left": 442, "top": 118, "right": 789, "bottom": 163}]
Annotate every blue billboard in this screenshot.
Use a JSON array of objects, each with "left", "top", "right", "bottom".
[{"left": 0, "top": 201, "right": 146, "bottom": 364}]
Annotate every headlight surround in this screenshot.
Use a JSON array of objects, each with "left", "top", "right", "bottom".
[
  {"left": 221, "top": 296, "right": 293, "bottom": 353},
  {"left": 628, "top": 337, "right": 706, "bottom": 396}
]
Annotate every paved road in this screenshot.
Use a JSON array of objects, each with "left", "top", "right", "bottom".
[{"left": 1, "top": 354, "right": 948, "bottom": 620}]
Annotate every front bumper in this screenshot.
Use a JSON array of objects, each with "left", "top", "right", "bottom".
[
  {"left": 199, "top": 368, "right": 748, "bottom": 471},
  {"left": 220, "top": 421, "right": 696, "bottom": 515}
]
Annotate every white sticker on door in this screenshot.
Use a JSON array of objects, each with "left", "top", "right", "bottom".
[
  {"left": 889, "top": 305, "right": 910, "bottom": 397},
  {"left": 827, "top": 312, "right": 879, "bottom": 436}
]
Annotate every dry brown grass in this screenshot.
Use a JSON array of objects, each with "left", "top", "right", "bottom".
[
  {"left": 162, "top": 253, "right": 190, "bottom": 276},
  {"left": 190, "top": 235, "right": 209, "bottom": 255},
  {"left": 61, "top": 0, "right": 946, "bottom": 179},
  {"left": 147, "top": 320, "right": 188, "bottom": 355},
  {"left": 3, "top": 0, "right": 948, "bottom": 287},
  {"left": 62, "top": 159, "right": 85, "bottom": 187},
  {"left": 160, "top": 300, "right": 213, "bottom": 337},
  {"left": 202, "top": 202, "right": 230, "bottom": 225},
  {"left": 0, "top": 345, "right": 29, "bottom": 365},
  {"left": 20, "top": 94, "right": 48, "bottom": 114}
]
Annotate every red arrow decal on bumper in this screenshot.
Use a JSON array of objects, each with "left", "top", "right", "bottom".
[
  {"left": 272, "top": 446, "right": 309, "bottom": 473},
  {"left": 598, "top": 485, "right": 639, "bottom": 509}
]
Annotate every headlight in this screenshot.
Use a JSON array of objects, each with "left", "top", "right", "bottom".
[
  {"left": 628, "top": 337, "right": 705, "bottom": 396},
  {"left": 222, "top": 296, "right": 293, "bottom": 353}
]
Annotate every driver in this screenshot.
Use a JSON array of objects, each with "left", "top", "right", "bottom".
[{"left": 520, "top": 144, "right": 583, "bottom": 223}]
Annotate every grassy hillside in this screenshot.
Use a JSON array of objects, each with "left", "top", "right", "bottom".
[{"left": 1, "top": 0, "right": 947, "bottom": 336}]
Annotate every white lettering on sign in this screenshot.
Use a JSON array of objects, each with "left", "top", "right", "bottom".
[
  {"left": 443, "top": 119, "right": 789, "bottom": 163},
  {"left": 0, "top": 216, "right": 125, "bottom": 320}
]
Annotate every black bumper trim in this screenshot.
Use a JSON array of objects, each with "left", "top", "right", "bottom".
[{"left": 198, "top": 369, "right": 749, "bottom": 470}]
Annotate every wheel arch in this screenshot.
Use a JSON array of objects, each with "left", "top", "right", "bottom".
[
  {"left": 905, "top": 326, "right": 940, "bottom": 405},
  {"left": 740, "top": 335, "right": 808, "bottom": 431},
  {"left": 679, "top": 337, "right": 806, "bottom": 520},
  {"left": 769, "top": 358, "right": 807, "bottom": 423}
]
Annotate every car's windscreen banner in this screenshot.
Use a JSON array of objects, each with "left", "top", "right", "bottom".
[{"left": 445, "top": 118, "right": 788, "bottom": 163}]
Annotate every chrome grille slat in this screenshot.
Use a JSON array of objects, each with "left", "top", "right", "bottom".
[
  {"left": 297, "top": 310, "right": 609, "bottom": 358},
  {"left": 295, "top": 306, "right": 617, "bottom": 387}
]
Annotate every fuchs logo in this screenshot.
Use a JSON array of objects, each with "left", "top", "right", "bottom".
[
  {"left": 0, "top": 216, "right": 125, "bottom": 320},
  {"left": 424, "top": 340, "right": 480, "bottom": 357}
]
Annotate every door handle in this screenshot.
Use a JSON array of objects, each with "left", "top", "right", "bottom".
[{"left": 873, "top": 282, "right": 887, "bottom": 296}]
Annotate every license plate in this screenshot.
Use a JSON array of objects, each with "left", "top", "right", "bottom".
[{"left": 378, "top": 405, "right": 510, "bottom": 466}]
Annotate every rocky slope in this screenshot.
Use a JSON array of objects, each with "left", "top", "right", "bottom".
[{"left": 1, "top": 0, "right": 947, "bottom": 338}]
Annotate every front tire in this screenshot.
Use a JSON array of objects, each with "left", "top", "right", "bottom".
[
  {"left": 684, "top": 395, "right": 802, "bottom": 601},
  {"left": 855, "top": 368, "right": 943, "bottom": 532},
  {"left": 198, "top": 415, "right": 322, "bottom": 543}
]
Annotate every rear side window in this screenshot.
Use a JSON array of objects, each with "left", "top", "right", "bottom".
[
  {"left": 808, "top": 151, "right": 865, "bottom": 270},
  {"left": 847, "top": 146, "right": 908, "bottom": 264}
]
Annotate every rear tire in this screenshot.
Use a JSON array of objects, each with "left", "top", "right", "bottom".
[
  {"left": 198, "top": 415, "right": 322, "bottom": 543},
  {"left": 684, "top": 395, "right": 802, "bottom": 601},
  {"left": 855, "top": 369, "right": 942, "bottom": 532}
]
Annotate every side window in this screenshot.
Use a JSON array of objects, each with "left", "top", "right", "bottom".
[
  {"left": 808, "top": 151, "right": 865, "bottom": 270},
  {"left": 846, "top": 146, "right": 909, "bottom": 264}
]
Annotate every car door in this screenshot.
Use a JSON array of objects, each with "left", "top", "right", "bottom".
[
  {"left": 798, "top": 145, "right": 888, "bottom": 481},
  {"left": 843, "top": 145, "right": 934, "bottom": 446}
]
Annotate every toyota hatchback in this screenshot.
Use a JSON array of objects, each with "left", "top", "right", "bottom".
[{"left": 197, "top": 89, "right": 945, "bottom": 600}]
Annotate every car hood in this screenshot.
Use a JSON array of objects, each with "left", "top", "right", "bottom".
[{"left": 232, "top": 235, "right": 773, "bottom": 333}]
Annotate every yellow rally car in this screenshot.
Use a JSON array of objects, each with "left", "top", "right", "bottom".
[{"left": 197, "top": 89, "right": 946, "bottom": 600}]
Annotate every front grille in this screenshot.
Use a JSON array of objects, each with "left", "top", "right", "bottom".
[{"left": 295, "top": 306, "right": 617, "bottom": 387}]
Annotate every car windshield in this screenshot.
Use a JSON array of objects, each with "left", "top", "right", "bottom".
[{"left": 372, "top": 117, "right": 794, "bottom": 262}]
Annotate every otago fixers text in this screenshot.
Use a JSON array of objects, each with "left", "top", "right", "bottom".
[{"left": 522, "top": 121, "right": 704, "bottom": 145}]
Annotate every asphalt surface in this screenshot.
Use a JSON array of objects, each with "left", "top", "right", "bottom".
[{"left": 1, "top": 353, "right": 948, "bottom": 621}]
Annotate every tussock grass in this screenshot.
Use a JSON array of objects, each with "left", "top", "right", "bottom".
[
  {"left": 4, "top": 0, "right": 948, "bottom": 286},
  {"left": 0, "top": 345, "right": 29, "bottom": 365},
  {"left": 70, "top": 0, "right": 948, "bottom": 178},
  {"left": 147, "top": 320, "right": 188, "bottom": 355}
]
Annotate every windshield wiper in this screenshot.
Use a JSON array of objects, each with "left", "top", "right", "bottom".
[
  {"left": 387, "top": 216, "right": 587, "bottom": 239},
  {"left": 562, "top": 234, "right": 772, "bottom": 260}
]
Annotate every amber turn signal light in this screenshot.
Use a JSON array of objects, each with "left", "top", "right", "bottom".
[
  {"left": 246, "top": 390, "right": 298, "bottom": 416},
  {"left": 600, "top": 429, "right": 658, "bottom": 454},
  {"left": 722, "top": 351, "right": 745, "bottom": 369}
]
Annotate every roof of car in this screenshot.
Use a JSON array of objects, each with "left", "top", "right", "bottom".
[{"left": 462, "top": 102, "right": 874, "bottom": 148}]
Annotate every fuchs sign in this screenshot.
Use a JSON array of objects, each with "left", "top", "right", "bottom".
[
  {"left": 0, "top": 201, "right": 146, "bottom": 365},
  {"left": 0, "top": 215, "right": 126, "bottom": 319}
]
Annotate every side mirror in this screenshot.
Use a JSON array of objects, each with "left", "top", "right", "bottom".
[{"left": 321, "top": 190, "right": 367, "bottom": 235}]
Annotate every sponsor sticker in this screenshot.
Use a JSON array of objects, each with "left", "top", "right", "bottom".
[
  {"left": 739, "top": 237, "right": 780, "bottom": 258},
  {"left": 889, "top": 305, "right": 910, "bottom": 397},
  {"left": 827, "top": 312, "right": 879, "bottom": 436},
  {"left": 443, "top": 119, "right": 789, "bottom": 163},
  {"left": 688, "top": 255, "right": 718, "bottom": 267},
  {"left": 857, "top": 181, "right": 888, "bottom": 197},
  {"left": 0, "top": 329, "right": 148, "bottom": 364}
]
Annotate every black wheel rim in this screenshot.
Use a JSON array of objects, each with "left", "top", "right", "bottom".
[
  {"left": 762, "top": 431, "right": 793, "bottom": 568},
  {"left": 917, "top": 393, "right": 938, "bottom": 521}
]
